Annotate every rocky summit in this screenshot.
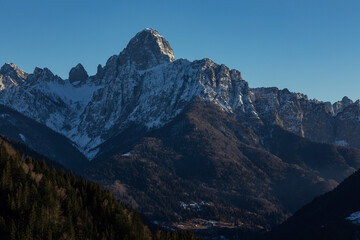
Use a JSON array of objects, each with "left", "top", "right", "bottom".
[
  {"left": 0, "top": 63, "right": 28, "bottom": 89},
  {"left": 69, "top": 63, "right": 89, "bottom": 85},
  {"left": 118, "top": 28, "right": 176, "bottom": 70}
]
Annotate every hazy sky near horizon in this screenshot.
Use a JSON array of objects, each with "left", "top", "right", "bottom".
[{"left": 1, "top": 0, "right": 359, "bottom": 103}]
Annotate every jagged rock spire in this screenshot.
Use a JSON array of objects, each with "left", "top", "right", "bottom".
[
  {"left": 69, "top": 63, "right": 89, "bottom": 84},
  {"left": 0, "top": 63, "right": 28, "bottom": 89},
  {"left": 0, "top": 63, "right": 28, "bottom": 80}
]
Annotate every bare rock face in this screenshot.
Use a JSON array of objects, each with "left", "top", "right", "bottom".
[
  {"left": 334, "top": 101, "right": 360, "bottom": 148},
  {"left": 333, "top": 96, "right": 353, "bottom": 115},
  {"left": 95, "top": 64, "right": 104, "bottom": 78},
  {"left": 250, "top": 88, "right": 360, "bottom": 149},
  {"left": 0, "top": 63, "right": 28, "bottom": 89},
  {"left": 29, "top": 67, "right": 63, "bottom": 83},
  {"left": 118, "top": 28, "right": 175, "bottom": 70},
  {"left": 0, "top": 63, "right": 28, "bottom": 81},
  {"left": 69, "top": 63, "right": 89, "bottom": 85}
]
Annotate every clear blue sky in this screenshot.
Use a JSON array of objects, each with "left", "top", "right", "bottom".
[{"left": 1, "top": 0, "right": 359, "bottom": 103}]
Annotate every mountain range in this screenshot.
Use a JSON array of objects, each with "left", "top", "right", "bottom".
[
  {"left": 1, "top": 28, "right": 360, "bottom": 238},
  {"left": 1, "top": 29, "right": 359, "bottom": 161}
]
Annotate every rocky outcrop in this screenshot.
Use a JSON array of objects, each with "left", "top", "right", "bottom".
[
  {"left": 95, "top": 64, "right": 104, "bottom": 78},
  {"left": 250, "top": 87, "right": 360, "bottom": 149},
  {"left": 69, "top": 63, "right": 89, "bottom": 85},
  {"left": 0, "top": 63, "right": 28, "bottom": 89}
]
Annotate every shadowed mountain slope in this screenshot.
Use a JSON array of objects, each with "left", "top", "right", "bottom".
[
  {"left": 268, "top": 167, "right": 360, "bottom": 240},
  {"left": 83, "top": 100, "right": 360, "bottom": 233},
  {"left": 0, "top": 105, "right": 88, "bottom": 171}
]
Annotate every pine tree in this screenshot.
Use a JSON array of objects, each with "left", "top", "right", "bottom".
[{"left": 10, "top": 219, "right": 16, "bottom": 240}]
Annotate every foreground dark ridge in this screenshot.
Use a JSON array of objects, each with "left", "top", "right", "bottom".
[{"left": 268, "top": 167, "right": 360, "bottom": 240}]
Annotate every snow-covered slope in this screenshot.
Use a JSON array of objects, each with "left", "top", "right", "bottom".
[
  {"left": 0, "top": 28, "right": 359, "bottom": 160},
  {"left": 0, "top": 66, "right": 101, "bottom": 158}
]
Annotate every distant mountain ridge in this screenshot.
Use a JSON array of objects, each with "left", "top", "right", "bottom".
[{"left": 0, "top": 28, "right": 359, "bottom": 160}]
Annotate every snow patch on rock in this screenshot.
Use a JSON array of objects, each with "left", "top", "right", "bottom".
[
  {"left": 335, "top": 140, "right": 348, "bottom": 146},
  {"left": 346, "top": 211, "right": 360, "bottom": 225},
  {"left": 19, "top": 133, "right": 26, "bottom": 142}
]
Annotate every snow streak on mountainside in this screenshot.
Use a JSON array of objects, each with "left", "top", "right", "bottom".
[{"left": 0, "top": 28, "right": 359, "bottom": 160}]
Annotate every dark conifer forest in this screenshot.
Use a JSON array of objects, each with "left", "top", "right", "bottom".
[{"left": 0, "top": 139, "right": 200, "bottom": 240}]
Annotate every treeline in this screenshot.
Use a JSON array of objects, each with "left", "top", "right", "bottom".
[{"left": 0, "top": 141, "right": 199, "bottom": 240}]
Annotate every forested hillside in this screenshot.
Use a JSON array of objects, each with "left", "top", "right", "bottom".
[{"left": 0, "top": 138, "right": 199, "bottom": 240}]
